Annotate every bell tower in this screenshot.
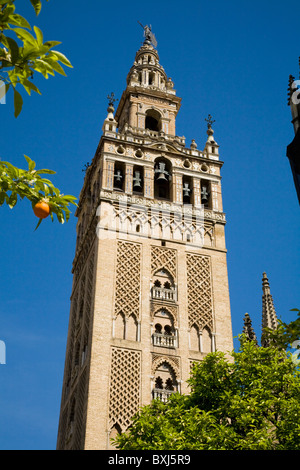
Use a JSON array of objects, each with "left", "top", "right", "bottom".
[{"left": 56, "top": 26, "right": 233, "bottom": 450}]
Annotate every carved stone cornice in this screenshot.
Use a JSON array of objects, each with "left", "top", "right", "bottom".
[{"left": 99, "top": 190, "right": 226, "bottom": 223}]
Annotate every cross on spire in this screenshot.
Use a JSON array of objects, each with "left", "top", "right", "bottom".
[
  {"left": 107, "top": 92, "right": 118, "bottom": 108},
  {"left": 205, "top": 114, "right": 215, "bottom": 129}
]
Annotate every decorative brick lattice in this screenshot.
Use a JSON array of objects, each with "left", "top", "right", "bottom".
[
  {"left": 151, "top": 246, "right": 177, "bottom": 280},
  {"left": 186, "top": 254, "right": 213, "bottom": 330},
  {"left": 109, "top": 347, "right": 141, "bottom": 432},
  {"left": 115, "top": 241, "right": 141, "bottom": 320},
  {"left": 83, "top": 244, "right": 95, "bottom": 335}
]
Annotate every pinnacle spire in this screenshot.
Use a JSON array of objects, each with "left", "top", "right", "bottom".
[
  {"left": 242, "top": 312, "right": 258, "bottom": 344},
  {"left": 261, "top": 272, "right": 278, "bottom": 346}
]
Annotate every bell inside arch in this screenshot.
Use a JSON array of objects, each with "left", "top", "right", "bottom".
[
  {"left": 201, "top": 185, "right": 209, "bottom": 203},
  {"left": 183, "top": 183, "right": 191, "bottom": 197},
  {"left": 133, "top": 170, "right": 142, "bottom": 190},
  {"left": 155, "top": 162, "right": 169, "bottom": 182},
  {"left": 114, "top": 170, "right": 123, "bottom": 183},
  {"left": 114, "top": 168, "right": 124, "bottom": 190}
]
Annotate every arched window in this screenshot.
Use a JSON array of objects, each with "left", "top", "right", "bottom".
[
  {"left": 155, "top": 376, "right": 163, "bottom": 389},
  {"left": 152, "top": 269, "right": 176, "bottom": 301},
  {"left": 183, "top": 175, "right": 192, "bottom": 204},
  {"left": 115, "top": 313, "right": 125, "bottom": 339},
  {"left": 110, "top": 423, "right": 122, "bottom": 445},
  {"left": 190, "top": 324, "right": 200, "bottom": 351},
  {"left": 165, "top": 378, "right": 174, "bottom": 391},
  {"left": 126, "top": 314, "right": 138, "bottom": 341},
  {"left": 153, "top": 309, "right": 177, "bottom": 348},
  {"left": 154, "top": 157, "right": 172, "bottom": 201},
  {"left": 201, "top": 180, "right": 211, "bottom": 208},
  {"left": 114, "top": 162, "right": 125, "bottom": 191},
  {"left": 202, "top": 326, "right": 212, "bottom": 353},
  {"left": 132, "top": 165, "right": 144, "bottom": 194},
  {"left": 145, "top": 109, "right": 161, "bottom": 131},
  {"left": 149, "top": 71, "right": 155, "bottom": 85},
  {"left": 153, "top": 361, "right": 178, "bottom": 401},
  {"left": 164, "top": 325, "right": 172, "bottom": 336}
]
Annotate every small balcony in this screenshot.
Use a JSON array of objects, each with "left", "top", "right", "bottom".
[
  {"left": 152, "top": 388, "right": 176, "bottom": 403},
  {"left": 151, "top": 286, "right": 176, "bottom": 301},
  {"left": 152, "top": 332, "right": 177, "bottom": 348}
]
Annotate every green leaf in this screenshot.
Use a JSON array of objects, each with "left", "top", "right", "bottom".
[
  {"left": 30, "top": 0, "right": 42, "bottom": 16},
  {"left": 8, "top": 191, "right": 17, "bottom": 208},
  {"left": 8, "top": 14, "right": 31, "bottom": 29},
  {"left": 35, "top": 169, "right": 56, "bottom": 175},
  {"left": 13, "top": 27, "right": 37, "bottom": 46},
  {"left": 51, "top": 50, "right": 73, "bottom": 67},
  {"left": 0, "top": 191, "right": 7, "bottom": 206},
  {"left": 5, "top": 36, "right": 19, "bottom": 63},
  {"left": 0, "top": 160, "right": 19, "bottom": 178},
  {"left": 45, "top": 57, "right": 66, "bottom": 76},
  {"left": 13, "top": 87, "right": 23, "bottom": 117},
  {"left": 34, "top": 218, "right": 43, "bottom": 231},
  {"left": 21, "top": 78, "right": 41, "bottom": 96},
  {"left": 24, "top": 155, "right": 36, "bottom": 171},
  {"left": 33, "top": 25, "right": 43, "bottom": 45},
  {"left": 44, "top": 41, "right": 62, "bottom": 49},
  {"left": 7, "top": 69, "right": 18, "bottom": 87},
  {"left": 33, "top": 58, "right": 54, "bottom": 77}
]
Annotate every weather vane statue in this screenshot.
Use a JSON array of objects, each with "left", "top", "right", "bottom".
[
  {"left": 107, "top": 92, "right": 118, "bottom": 108},
  {"left": 138, "top": 21, "right": 157, "bottom": 48},
  {"left": 205, "top": 114, "right": 216, "bottom": 129}
]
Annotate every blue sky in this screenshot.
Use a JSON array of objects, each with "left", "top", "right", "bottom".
[{"left": 1, "top": 0, "right": 299, "bottom": 450}]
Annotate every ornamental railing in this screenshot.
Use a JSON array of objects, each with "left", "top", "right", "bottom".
[
  {"left": 151, "top": 286, "right": 176, "bottom": 301},
  {"left": 152, "top": 332, "right": 177, "bottom": 348},
  {"left": 152, "top": 388, "right": 176, "bottom": 403}
]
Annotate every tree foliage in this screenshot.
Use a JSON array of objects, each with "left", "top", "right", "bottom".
[
  {"left": 0, "top": 155, "right": 77, "bottom": 229},
  {"left": 0, "top": 0, "right": 72, "bottom": 117},
  {"left": 0, "top": 0, "right": 77, "bottom": 228},
  {"left": 263, "top": 308, "right": 300, "bottom": 356},
  {"left": 114, "top": 337, "right": 300, "bottom": 450}
]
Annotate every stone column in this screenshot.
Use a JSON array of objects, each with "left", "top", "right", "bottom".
[
  {"left": 125, "top": 163, "right": 133, "bottom": 195},
  {"left": 144, "top": 166, "right": 154, "bottom": 198},
  {"left": 103, "top": 159, "right": 114, "bottom": 190},
  {"left": 193, "top": 177, "right": 201, "bottom": 207}
]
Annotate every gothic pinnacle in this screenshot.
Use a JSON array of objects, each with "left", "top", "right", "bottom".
[
  {"left": 261, "top": 272, "right": 278, "bottom": 346},
  {"left": 243, "top": 312, "right": 258, "bottom": 344}
]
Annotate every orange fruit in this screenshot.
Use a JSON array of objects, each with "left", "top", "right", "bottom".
[{"left": 33, "top": 200, "right": 51, "bottom": 219}]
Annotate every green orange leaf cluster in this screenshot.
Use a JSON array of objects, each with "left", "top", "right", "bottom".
[
  {"left": 0, "top": 155, "right": 77, "bottom": 229},
  {"left": 0, "top": 0, "right": 72, "bottom": 116}
]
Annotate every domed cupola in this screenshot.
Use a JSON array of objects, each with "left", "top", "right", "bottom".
[
  {"left": 115, "top": 24, "right": 181, "bottom": 136},
  {"left": 126, "top": 24, "right": 170, "bottom": 93}
]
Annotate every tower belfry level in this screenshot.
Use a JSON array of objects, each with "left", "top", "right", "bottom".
[{"left": 57, "top": 28, "right": 233, "bottom": 450}]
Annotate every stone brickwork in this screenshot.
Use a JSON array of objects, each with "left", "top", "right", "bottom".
[{"left": 56, "top": 32, "right": 233, "bottom": 450}]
